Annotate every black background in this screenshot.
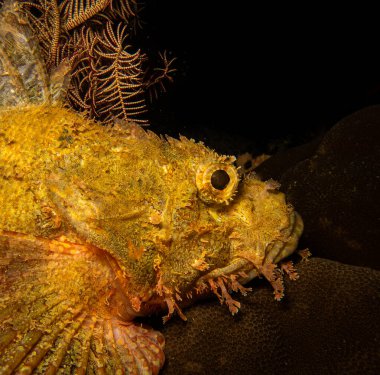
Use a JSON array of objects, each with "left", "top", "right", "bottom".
[{"left": 139, "top": 1, "right": 380, "bottom": 154}]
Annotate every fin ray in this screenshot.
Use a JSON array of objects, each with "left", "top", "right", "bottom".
[
  {"left": 0, "top": 232, "right": 165, "bottom": 374},
  {"left": 0, "top": 301, "right": 80, "bottom": 373},
  {"left": 35, "top": 311, "right": 88, "bottom": 374}
]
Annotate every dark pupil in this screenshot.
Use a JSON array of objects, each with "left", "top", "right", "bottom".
[{"left": 211, "top": 170, "right": 230, "bottom": 190}]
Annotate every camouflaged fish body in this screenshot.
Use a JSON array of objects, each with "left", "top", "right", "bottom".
[{"left": 0, "top": 2, "right": 303, "bottom": 374}]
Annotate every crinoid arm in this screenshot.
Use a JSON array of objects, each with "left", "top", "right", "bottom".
[
  {"left": 92, "top": 21, "right": 147, "bottom": 124},
  {"left": 60, "top": 0, "right": 112, "bottom": 32},
  {"left": 0, "top": 232, "right": 165, "bottom": 374}
]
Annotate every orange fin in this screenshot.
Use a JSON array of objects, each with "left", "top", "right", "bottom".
[{"left": 0, "top": 232, "right": 165, "bottom": 374}]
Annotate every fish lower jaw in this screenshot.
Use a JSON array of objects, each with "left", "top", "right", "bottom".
[{"left": 194, "top": 257, "right": 258, "bottom": 287}]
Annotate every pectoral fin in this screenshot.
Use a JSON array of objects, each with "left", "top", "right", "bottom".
[{"left": 0, "top": 232, "right": 165, "bottom": 374}]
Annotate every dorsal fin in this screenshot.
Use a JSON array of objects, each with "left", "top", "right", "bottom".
[{"left": 0, "top": 0, "right": 51, "bottom": 107}]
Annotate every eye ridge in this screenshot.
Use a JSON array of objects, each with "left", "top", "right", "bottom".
[
  {"left": 211, "top": 169, "right": 230, "bottom": 190},
  {"left": 196, "top": 162, "right": 240, "bottom": 204}
]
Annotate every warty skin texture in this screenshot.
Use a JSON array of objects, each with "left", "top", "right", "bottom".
[
  {"left": 0, "top": 1, "right": 303, "bottom": 372},
  {"left": 0, "top": 105, "right": 303, "bottom": 374},
  {"left": 0, "top": 104, "right": 302, "bottom": 308}
]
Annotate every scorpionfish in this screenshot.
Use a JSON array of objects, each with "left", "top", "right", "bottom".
[{"left": 0, "top": 2, "right": 303, "bottom": 374}]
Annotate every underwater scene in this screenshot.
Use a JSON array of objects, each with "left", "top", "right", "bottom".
[{"left": 0, "top": 1, "right": 379, "bottom": 374}]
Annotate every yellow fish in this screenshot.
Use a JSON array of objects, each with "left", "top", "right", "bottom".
[{"left": 0, "top": 3, "right": 303, "bottom": 374}]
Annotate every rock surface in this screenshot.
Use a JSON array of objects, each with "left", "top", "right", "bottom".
[
  {"left": 278, "top": 106, "right": 379, "bottom": 269},
  {"left": 162, "top": 258, "right": 380, "bottom": 375}
]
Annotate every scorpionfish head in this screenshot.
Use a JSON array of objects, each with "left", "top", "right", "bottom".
[{"left": 49, "top": 123, "right": 303, "bottom": 320}]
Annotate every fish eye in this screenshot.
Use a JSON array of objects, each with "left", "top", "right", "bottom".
[
  {"left": 211, "top": 169, "right": 230, "bottom": 190},
  {"left": 196, "top": 163, "right": 239, "bottom": 204}
]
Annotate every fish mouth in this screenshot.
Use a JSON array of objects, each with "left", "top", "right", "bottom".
[
  {"left": 195, "top": 211, "right": 304, "bottom": 286},
  {"left": 265, "top": 211, "right": 304, "bottom": 265},
  {"left": 195, "top": 257, "right": 256, "bottom": 287},
  {"left": 159, "top": 211, "right": 304, "bottom": 321},
  {"left": 178, "top": 211, "right": 304, "bottom": 316}
]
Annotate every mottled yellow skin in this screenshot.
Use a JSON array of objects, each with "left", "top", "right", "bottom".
[
  {"left": 0, "top": 103, "right": 304, "bottom": 375},
  {"left": 0, "top": 2, "right": 303, "bottom": 373},
  {"left": 0, "top": 104, "right": 302, "bottom": 308},
  {"left": 0, "top": 104, "right": 303, "bottom": 374}
]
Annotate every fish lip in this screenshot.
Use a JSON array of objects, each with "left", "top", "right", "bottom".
[
  {"left": 266, "top": 211, "right": 304, "bottom": 264},
  {"left": 193, "top": 211, "right": 304, "bottom": 287},
  {"left": 194, "top": 257, "right": 251, "bottom": 286}
]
